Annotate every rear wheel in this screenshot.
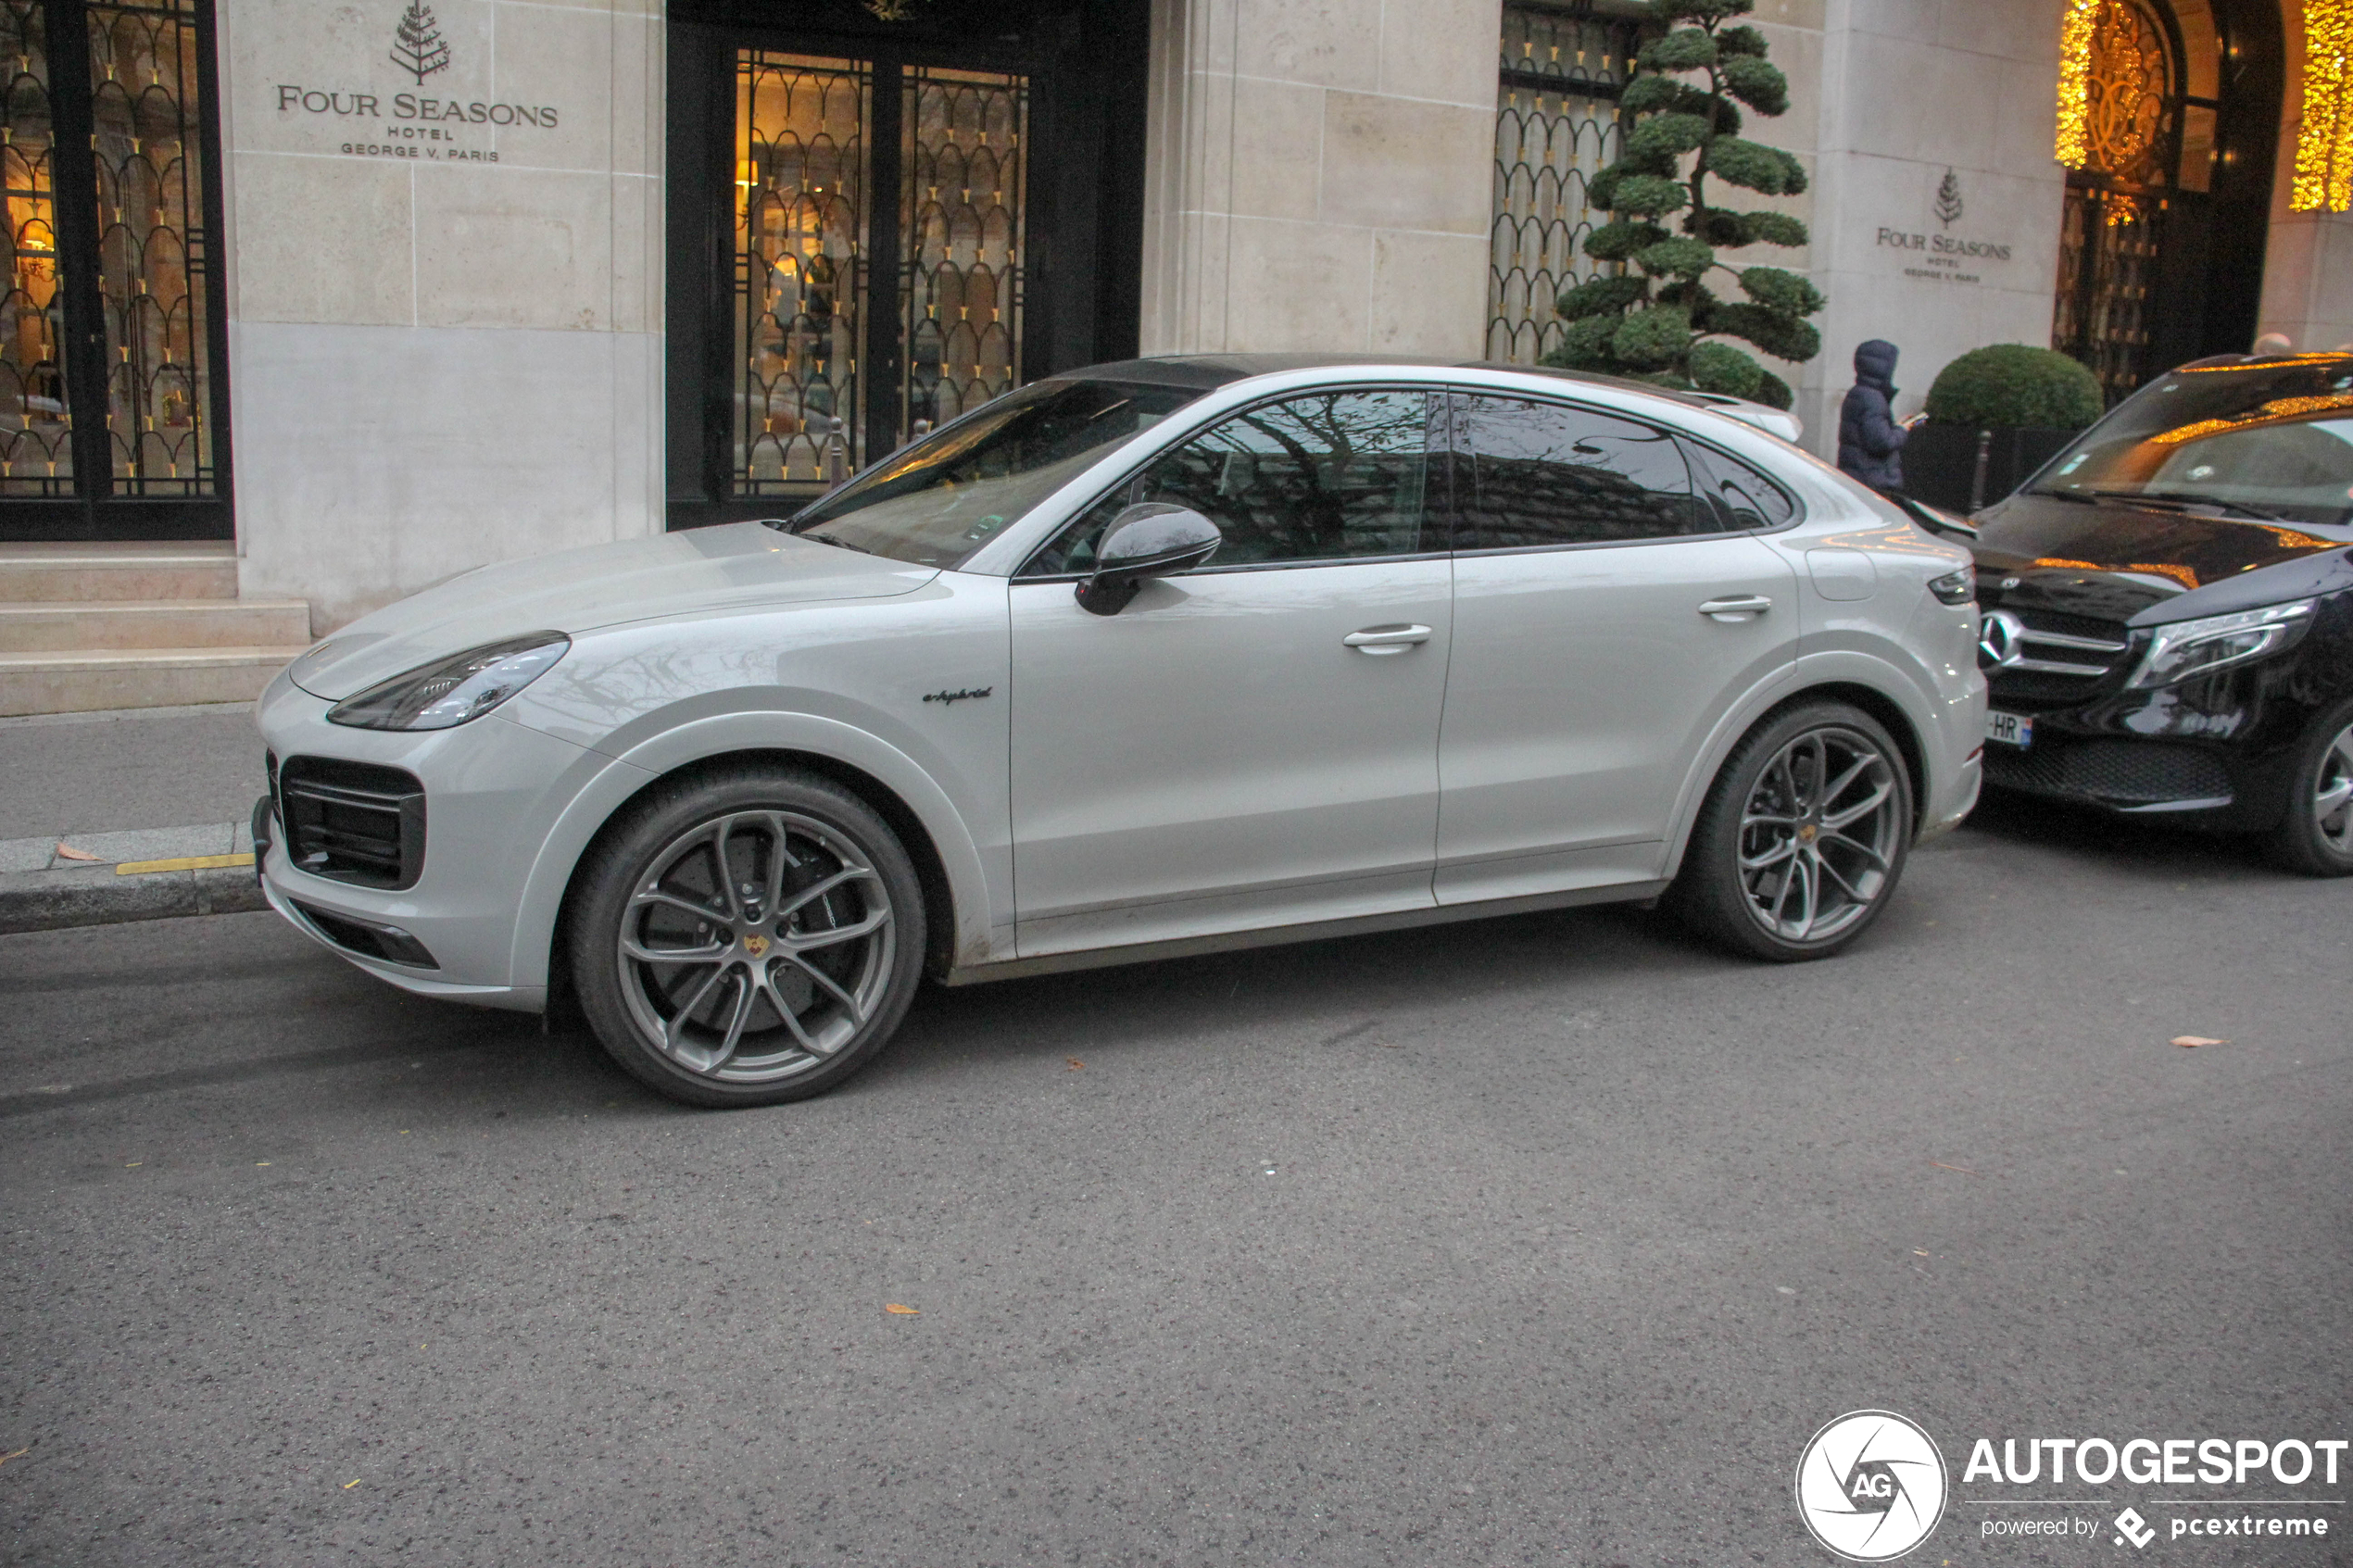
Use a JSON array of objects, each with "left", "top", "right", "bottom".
[
  {"left": 568, "top": 766, "right": 925, "bottom": 1107},
  {"left": 1669, "top": 701, "right": 1913, "bottom": 961},
  {"left": 2263, "top": 700, "right": 2353, "bottom": 877}
]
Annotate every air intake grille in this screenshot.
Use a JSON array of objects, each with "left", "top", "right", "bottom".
[
  {"left": 277, "top": 756, "right": 425, "bottom": 890},
  {"left": 1984, "top": 740, "right": 2232, "bottom": 807}
]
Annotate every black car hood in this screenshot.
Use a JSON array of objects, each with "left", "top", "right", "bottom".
[{"left": 1971, "top": 490, "right": 2353, "bottom": 625}]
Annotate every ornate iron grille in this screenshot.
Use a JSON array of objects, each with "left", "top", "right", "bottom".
[
  {"left": 1488, "top": 3, "right": 1642, "bottom": 365},
  {"left": 2053, "top": 0, "right": 2181, "bottom": 402},
  {"left": 0, "top": 1, "right": 71, "bottom": 495},
  {"left": 87, "top": 0, "right": 210, "bottom": 495},
  {"left": 900, "top": 65, "right": 1025, "bottom": 436},
  {"left": 733, "top": 50, "right": 869, "bottom": 493}
]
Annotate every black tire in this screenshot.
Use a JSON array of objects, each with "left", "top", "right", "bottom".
[
  {"left": 1667, "top": 700, "right": 1915, "bottom": 962},
  {"left": 568, "top": 765, "right": 926, "bottom": 1107},
  {"left": 2263, "top": 697, "right": 2353, "bottom": 876}
]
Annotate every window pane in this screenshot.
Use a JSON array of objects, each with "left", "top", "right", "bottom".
[
  {"left": 735, "top": 51, "right": 869, "bottom": 494},
  {"left": 901, "top": 66, "right": 1026, "bottom": 436},
  {"left": 1454, "top": 395, "right": 1702, "bottom": 546},
  {"left": 89, "top": 0, "right": 215, "bottom": 495},
  {"left": 794, "top": 378, "right": 1199, "bottom": 569},
  {"left": 1684, "top": 438, "right": 1794, "bottom": 530},
  {"left": 0, "top": 0, "right": 72, "bottom": 495},
  {"left": 1029, "top": 389, "right": 1434, "bottom": 574}
]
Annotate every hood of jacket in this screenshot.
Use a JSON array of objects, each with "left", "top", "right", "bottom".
[{"left": 1853, "top": 339, "right": 1899, "bottom": 390}]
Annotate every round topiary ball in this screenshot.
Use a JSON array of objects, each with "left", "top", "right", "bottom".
[{"left": 1922, "top": 345, "right": 2105, "bottom": 430}]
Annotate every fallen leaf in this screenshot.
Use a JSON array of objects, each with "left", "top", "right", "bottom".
[
  {"left": 2172, "top": 1035, "right": 2229, "bottom": 1048},
  {"left": 1065, "top": 1058, "right": 1085, "bottom": 1071},
  {"left": 1928, "top": 1161, "right": 1982, "bottom": 1176},
  {"left": 54, "top": 844, "right": 100, "bottom": 862},
  {"left": 884, "top": 1303, "right": 920, "bottom": 1315}
]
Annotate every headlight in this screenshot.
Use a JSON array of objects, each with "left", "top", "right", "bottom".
[
  {"left": 1928, "top": 566, "right": 1975, "bottom": 606},
  {"left": 327, "top": 632, "right": 570, "bottom": 730},
  {"left": 2126, "top": 599, "right": 2315, "bottom": 689}
]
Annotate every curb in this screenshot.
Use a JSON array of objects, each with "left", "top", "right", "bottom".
[{"left": 0, "top": 862, "right": 270, "bottom": 935}]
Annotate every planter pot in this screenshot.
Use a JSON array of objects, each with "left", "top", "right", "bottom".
[{"left": 1902, "top": 424, "right": 2081, "bottom": 514}]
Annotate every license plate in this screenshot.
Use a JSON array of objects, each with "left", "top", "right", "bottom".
[{"left": 1984, "top": 709, "right": 2032, "bottom": 748}]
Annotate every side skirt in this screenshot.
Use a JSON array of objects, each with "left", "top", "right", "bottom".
[{"left": 937, "top": 879, "right": 1673, "bottom": 986}]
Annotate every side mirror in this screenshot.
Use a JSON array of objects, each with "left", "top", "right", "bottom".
[{"left": 1076, "top": 503, "right": 1222, "bottom": 616}]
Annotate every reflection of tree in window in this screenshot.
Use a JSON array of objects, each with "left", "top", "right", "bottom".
[
  {"left": 1456, "top": 396, "right": 1702, "bottom": 546},
  {"left": 1040, "top": 391, "right": 1431, "bottom": 571}
]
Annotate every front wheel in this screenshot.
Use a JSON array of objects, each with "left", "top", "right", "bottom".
[
  {"left": 568, "top": 766, "right": 927, "bottom": 1107},
  {"left": 2264, "top": 700, "right": 2353, "bottom": 876},
  {"left": 1668, "top": 702, "right": 1914, "bottom": 961}
]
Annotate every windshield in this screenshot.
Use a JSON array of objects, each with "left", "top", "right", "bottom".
[
  {"left": 2032, "top": 358, "right": 2353, "bottom": 530},
  {"left": 784, "top": 379, "right": 1206, "bottom": 568}
]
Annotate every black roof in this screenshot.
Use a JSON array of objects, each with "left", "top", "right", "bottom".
[{"left": 1066, "top": 354, "right": 1725, "bottom": 411}]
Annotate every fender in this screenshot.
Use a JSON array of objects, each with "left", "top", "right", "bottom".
[
  {"left": 503, "top": 709, "right": 1005, "bottom": 994},
  {"left": 1656, "top": 648, "right": 1949, "bottom": 883}
]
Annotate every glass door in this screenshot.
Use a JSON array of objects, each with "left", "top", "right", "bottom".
[
  {"left": 726, "top": 46, "right": 1028, "bottom": 502},
  {"left": 0, "top": 0, "right": 229, "bottom": 540}
]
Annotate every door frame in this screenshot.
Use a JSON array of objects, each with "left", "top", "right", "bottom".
[{"left": 663, "top": 0, "right": 1149, "bottom": 531}]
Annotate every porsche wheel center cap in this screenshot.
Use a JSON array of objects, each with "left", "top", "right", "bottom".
[{"left": 742, "top": 934, "right": 771, "bottom": 958}]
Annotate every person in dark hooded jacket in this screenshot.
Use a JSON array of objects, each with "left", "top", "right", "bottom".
[{"left": 1837, "top": 339, "right": 1908, "bottom": 491}]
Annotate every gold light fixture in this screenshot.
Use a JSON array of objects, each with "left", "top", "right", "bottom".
[
  {"left": 2056, "top": 0, "right": 2103, "bottom": 168},
  {"left": 2294, "top": 0, "right": 2353, "bottom": 210}
]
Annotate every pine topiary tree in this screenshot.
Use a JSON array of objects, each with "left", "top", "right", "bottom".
[{"left": 1543, "top": 0, "right": 1818, "bottom": 410}]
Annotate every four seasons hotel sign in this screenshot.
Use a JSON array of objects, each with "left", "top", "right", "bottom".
[{"left": 265, "top": 2, "right": 566, "bottom": 164}]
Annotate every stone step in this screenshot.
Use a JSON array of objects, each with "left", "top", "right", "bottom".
[
  {"left": 0, "top": 646, "right": 304, "bottom": 717},
  {"left": 0, "top": 597, "right": 313, "bottom": 652},
  {"left": 0, "top": 541, "right": 239, "bottom": 601}
]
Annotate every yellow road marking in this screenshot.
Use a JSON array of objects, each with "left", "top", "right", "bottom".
[{"left": 114, "top": 852, "right": 255, "bottom": 875}]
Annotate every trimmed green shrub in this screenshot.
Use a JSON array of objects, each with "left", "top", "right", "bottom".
[
  {"left": 1923, "top": 345, "right": 2105, "bottom": 430},
  {"left": 1542, "top": 0, "right": 1817, "bottom": 409}
]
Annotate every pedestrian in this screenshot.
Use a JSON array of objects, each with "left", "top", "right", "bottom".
[{"left": 1837, "top": 338, "right": 1912, "bottom": 493}]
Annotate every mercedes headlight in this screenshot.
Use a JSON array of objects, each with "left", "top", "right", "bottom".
[
  {"left": 2126, "top": 599, "right": 2315, "bottom": 689},
  {"left": 327, "top": 632, "right": 570, "bottom": 730}
]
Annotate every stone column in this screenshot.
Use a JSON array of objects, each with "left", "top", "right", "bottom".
[
  {"left": 1139, "top": 0, "right": 1500, "bottom": 358},
  {"left": 219, "top": 0, "right": 666, "bottom": 631}
]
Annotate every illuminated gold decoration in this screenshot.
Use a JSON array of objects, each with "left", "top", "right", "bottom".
[
  {"left": 2293, "top": 0, "right": 2353, "bottom": 210},
  {"left": 2057, "top": 0, "right": 2101, "bottom": 167},
  {"left": 2057, "top": 0, "right": 2172, "bottom": 175},
  {"left": 2149, "top": 392, "right": 2353, "bottom": 442}
]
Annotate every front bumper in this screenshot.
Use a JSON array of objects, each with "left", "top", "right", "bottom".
[
  {"left": 1980, "top": 658, "right": 2318, "bottom": 830},
  {"left": 253, "top": 671, "right": 608, "bottom": 1009}
]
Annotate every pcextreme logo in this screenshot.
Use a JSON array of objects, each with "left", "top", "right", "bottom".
[{"left": 1795, "top": 1411, "right": 1950, "bottom": 1562}]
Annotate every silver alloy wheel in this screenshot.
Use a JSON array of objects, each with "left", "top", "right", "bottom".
[
  {"left": 615, "top": 809, "right": 897, "bottom": 1082},
  {"left": 2312, "top": 722, "right": 2353, "bottom": 854},
  {"left": 1736, "top": 724, "right": 1902, "bottom": 944}
]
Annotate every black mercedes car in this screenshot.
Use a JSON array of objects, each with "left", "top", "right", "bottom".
[{"left": 1956, "top": 352, "right": 2353, "bottom": 874}]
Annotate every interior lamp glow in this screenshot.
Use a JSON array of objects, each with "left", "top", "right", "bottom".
[{"left": 2294, "top": 0, "right": 2353, "bottom": 210}]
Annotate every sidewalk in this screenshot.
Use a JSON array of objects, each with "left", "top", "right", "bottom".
[{"left": 0, "top": 702, "right": 271, "bottom": 934}]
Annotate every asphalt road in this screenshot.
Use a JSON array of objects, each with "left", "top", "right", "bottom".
[{"left": 4, "top": 796, "right": 2348, "bottom": 1567}]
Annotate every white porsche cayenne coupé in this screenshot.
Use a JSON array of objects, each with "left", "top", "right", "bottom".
[{"left": 254, "top": 356, "right": 1985, "bottom": 1107}]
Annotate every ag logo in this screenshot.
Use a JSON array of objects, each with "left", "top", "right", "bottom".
[{"left": 1794, "top": 1410, "right": 1948, "bottom": 1562}]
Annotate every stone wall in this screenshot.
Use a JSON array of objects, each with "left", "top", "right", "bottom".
[
  {"left": 220, "top": 0, "right": 664, "bottom": 630},
  {"left": 1785, "top": 0, "right": 2070, "bottom": 448},
  {"left": 1138, "top": 0, "right": 1501, "bottom": 358}
]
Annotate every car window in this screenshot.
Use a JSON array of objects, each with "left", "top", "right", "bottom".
[
  {"left": 786, "top": 379, "right": 1203, "bottom": 569},
  {"left": 1449, "top": 394, "right": 1709, "bottom": 548},
  {"left": 1024, "top": 388, "right": 1435, "bottom": 575},
  {"left": 1683, "top": 438, "right": 1797, "bottom": 530}
]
